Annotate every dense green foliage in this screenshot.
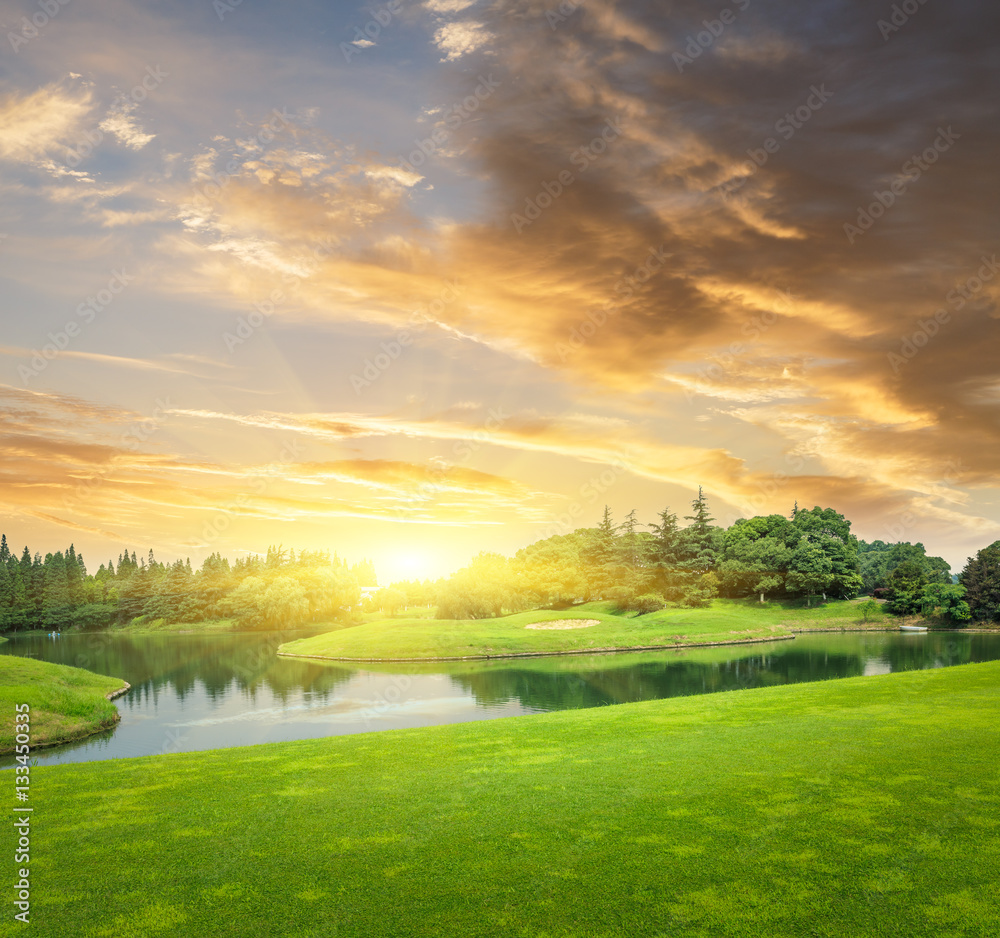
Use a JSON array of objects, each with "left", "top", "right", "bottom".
[
  {"left": 960, "top": 540, "right": 1000, "bottom": 623},
  {"left": 0, "top": 656, "right": 125, "bottom": 752},
  {"left": 7, "top": 660, "right": 999, "bottom": 937},
  {"left": 856, "top": 538, "right": 952, "bottom": 595},
  {"left": 433, "top": 496, "right": 872, "bottom": 619},
  {"left": 0, "top": 533, "right": 374, "bottom": 632}
]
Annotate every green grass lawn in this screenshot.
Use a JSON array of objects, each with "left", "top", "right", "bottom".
[
  {"left": 278, "top": 597, "right": 892, "bottom": 661},
  {"left": 6, "top": 660, "right": 999, "bottom": 937},
  {"left": 0, "top": 657, "right": 127, "bottom": 752}
]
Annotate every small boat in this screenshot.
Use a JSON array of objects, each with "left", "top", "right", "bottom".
[{"left": 899, "top": 625, "right": 927, "bottom": 632}]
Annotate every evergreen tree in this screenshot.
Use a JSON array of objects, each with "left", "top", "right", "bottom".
[
  {"left": 680, "top": 487, "right": 719, "bottom": 573},
  {"left": 619, "top": 509, "right": 640, "bottom": 569},
  {"left": 145, "top": 559, "right": 196, "bottom": 623},
  {"left": 0, "top": 563, "right": 10, "bottom": 628},
  {"left": 42, "top": 551, "right": 72, "bottom": 629},
  {"left": 28, "top": 553, "right": 44, "bottom": 624},
  {"left": 960, "top": 541, "right": 1000, "bottom": 623},
  {"left": 648, "top": 507, "right": 682, "bottom": 566},
  {"left": 66, "top": 544, "right": 85, "bottom": 604},
  {"left": 586, "top": 507, "right": 622, "bottom": 595},
  {"left": 0, "top": 534, "right": 9, "bottom": 564}
]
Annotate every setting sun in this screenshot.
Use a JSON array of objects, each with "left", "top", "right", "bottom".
[{"left": 381, "top": 550, "right": 441, "bottom": 585}]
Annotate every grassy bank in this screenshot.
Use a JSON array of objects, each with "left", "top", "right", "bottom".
[
  {"left": 113, "top": 616, "right": 241, "bottom": 633},
  {"left": 7, "top": 660, "right": 999, "bottom": 937},
  {"left": 279, "top": 597, "right": 892, "bottom": 660},
  {"left": 1, "top": 617, "right": 358, "bottom": 636},
  {"left": 0, "top": 657, "right": 127, "bottom": 753}
]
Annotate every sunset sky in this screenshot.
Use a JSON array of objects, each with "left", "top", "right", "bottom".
[{"left": 0, "top": 0, "right": 998, "bottom": 583}]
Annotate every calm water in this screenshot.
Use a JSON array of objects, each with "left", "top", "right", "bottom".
[{"left": 2, "top": 629, "right": 998, "bottom": 767}]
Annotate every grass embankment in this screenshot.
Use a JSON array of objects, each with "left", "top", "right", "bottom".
[
  {"left": 66, "top": 617, "right": 354, "bottom": 634},
  {"left": 279, "top": 597, "right": 891, "bottom": 661},
  {"left": 114, "top": 617, "right": 241, "bottom": 633},
  {"left": 9, "top": 661, "right": 1000, "bottom": 938},
  {"left": 0, "top": 657, "right": 127, "bottom": 753}
]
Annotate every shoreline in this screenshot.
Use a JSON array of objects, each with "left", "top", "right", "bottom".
[
  {"left": 0, "top": 679, "right": 130, "bottom": 755},
  {"left": 277, "top": 633, "right": 798, "bottom": 663},
  {"left": 278, "top": 622, "right": 1000, "bottom": 663}
]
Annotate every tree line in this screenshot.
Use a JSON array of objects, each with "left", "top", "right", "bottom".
[
  {"left": 413, "top": 491, "right": 998, "bottom": 624},
  {"left": 0, "top": 536, "right": 376, "bottom": 632},
  {"left": 3, "top": 491, "right": 999, "bottom": 631}
]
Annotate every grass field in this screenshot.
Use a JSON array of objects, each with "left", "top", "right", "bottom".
[
  {"left": 279, "top": 597, "right": 892, "bottom": 660},
  {"left": 0, "top": 657, "right": 127, "bottom": 752},
  {"left": 5, "top": 660, "right": 998, "bottom": 937}
]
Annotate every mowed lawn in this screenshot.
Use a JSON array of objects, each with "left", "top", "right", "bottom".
[
  {"left": 7, "top": 661, "right": 999, "bottom": 938},
  {"left": 278, "top": 598, "right": 887, "bottom": 660},
  {"left": 0, "top": 656, "right": 127, "bottom": 752}
]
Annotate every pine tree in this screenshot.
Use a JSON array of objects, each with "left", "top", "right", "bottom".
[
  {"left": 680, "top": 486, "right": 718, "bottom": 574},
  {"left": 960, "top": 541, "right": 1000, "bottom": 622},
  {"left": 66, "top": 544, "right": 85, "bottom": 604},
  {"left": 0, "top": 562, "right": 11, "bottom": 615},
  {"left": 41, "top": 551, "right": 72, "bottom": 628},
  {"left": 685, "top": 486, "right": 715, "bottom": 532},
  {"left": 649, "top": 507, "right": 681, "bottom": 566},
  {"left": 0, "top": 534, "right": 9, "bottom": 564},
  {"left": 619, "top": 509, "right": 640, "bottom": 569},
  {"left": 595, "top": 505, "right": 619, "bottom": 569},
  {"left": 27, "top": 553, "right": 44, "bottom": 625},
  {"left": 9, "top": 564, "right": 27, "bottom": 623}
]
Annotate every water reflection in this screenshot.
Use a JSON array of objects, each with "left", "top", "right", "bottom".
[
  {"left": 0, "top": 629, "right": 993, "bottom": 767},
  {"left": 357, "top": 632, "right": 981, "bottom": 712}
]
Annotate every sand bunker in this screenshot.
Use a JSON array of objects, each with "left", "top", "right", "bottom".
[{"left": 525, "top": 619, "right": 600, "bottom": 630}]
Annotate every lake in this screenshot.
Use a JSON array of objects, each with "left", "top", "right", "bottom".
[{"left": 2, "top": 628, "right": 998, "bottom": 768}]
